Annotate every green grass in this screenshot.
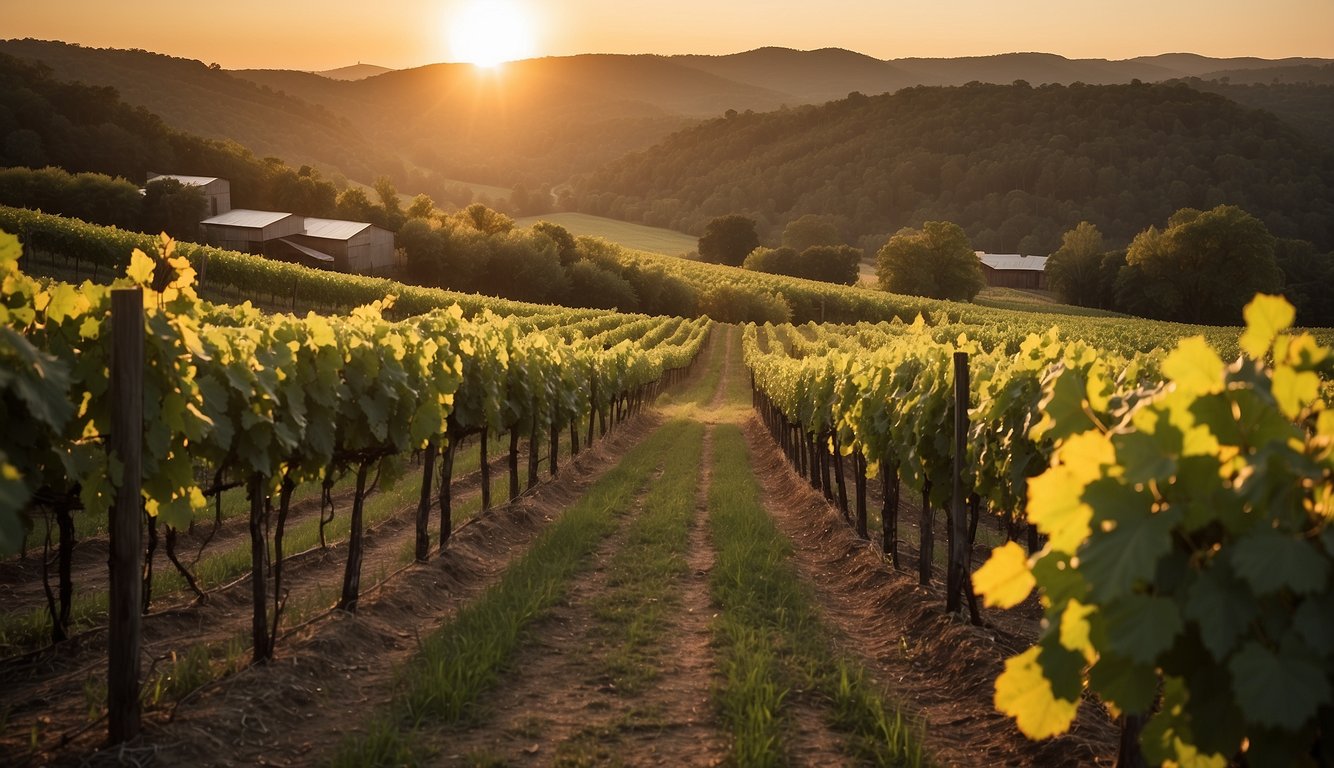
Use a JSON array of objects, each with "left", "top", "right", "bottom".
[
  {"left": 592, "top": 420, "right": 704, "bottom": 692},
  {"left": 332, "top": 419, "right": 701, "bottom": 767},
  {"left": 707, "top": 424, "right": 925, "bottom": 767},
  {"left": 514, "top": 212, "right": 697, "bottom": 257}
]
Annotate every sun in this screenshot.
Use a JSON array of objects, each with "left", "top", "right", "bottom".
[{"left": 448, "top": 0, "right": 536, "bottom": 68}]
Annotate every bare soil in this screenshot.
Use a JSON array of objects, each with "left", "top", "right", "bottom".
[
  {"left": 739, "top": 415, "right": 1119, "bottom": 767},
  {"left": 1, "top": 416, "right": 659, "bottom": 767}
]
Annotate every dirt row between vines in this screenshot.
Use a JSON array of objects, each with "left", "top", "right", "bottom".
[
  {"left": 7, "top": 414, "right": 659, "bottom": 767},
  {"left": 740, "top": 415, "right": 1120, "bottom": 766},
  {"left": 0, "top": 436, "right": 541, "bottom": 754}
]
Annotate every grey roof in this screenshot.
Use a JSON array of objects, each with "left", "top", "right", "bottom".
[
  {"left": 976, "top": 252, "right": 1048, "bottom": 272},
  {"left": 147, "top": 173, "right": 221, "bottom": 187},
  {"left": 277, "top": 238, "right": 335, "bottom": 263},
  {"left": 201, "top": 209, "right": 298, "bottom": 229},
  {"left": 303, "top": 217, "right": 374, "bottom": 241}
]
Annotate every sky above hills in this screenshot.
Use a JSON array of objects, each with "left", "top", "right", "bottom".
[{"left": 8, "top": 0, "right": 1334, "bottom": 71}]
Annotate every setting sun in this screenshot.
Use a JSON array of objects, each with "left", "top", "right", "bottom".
[{"left": 448, "top": 0, "right": 536, "bottom": 67}]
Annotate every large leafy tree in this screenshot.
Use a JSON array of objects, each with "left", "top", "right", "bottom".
[
  {"left": 698, "top": 214, "right": 759, "bottom": 266},
  {"left": 1045, "top": 221, "right": 1105, "bottom": 307},
  {"left": 875, "top": 221, "right": 984, "bottom": 301},
  {"left": 781, "top": 213, "right": 842, "bottom": 255},
  {"left": 1119, "top": 205, "right": 1281, "bottom": 324}
]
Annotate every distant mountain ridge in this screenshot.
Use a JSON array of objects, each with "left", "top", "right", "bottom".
[
  {"left": 312, "top": 63, "right": 393, "bottom": 81},
  {"left": 2, "top": 38, "right": 1330, "bottom": 193}
]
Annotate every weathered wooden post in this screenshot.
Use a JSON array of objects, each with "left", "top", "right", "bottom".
[
  {"left": 108, "top": 287, "right": 144, "bottom": 743},
  {"left": 947, "top": 352, "right": 970, "bottom": 615}
]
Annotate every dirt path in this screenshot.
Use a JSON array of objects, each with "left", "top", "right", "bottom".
[
  {"left": 738, "top": 415, "right": 1119, "bottom": 766},
  {"left": 0, "top": 435, "right": 543, "bottom": 755}
]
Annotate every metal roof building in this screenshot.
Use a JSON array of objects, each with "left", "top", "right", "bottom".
[
  {"left": 200, "top": 209, "right": 305, "bottom": 255},
  {"left": 976, "top": 252, "right": 1049, "bottom": 290},
  {"left": 292, "top": 217, "right": 395, "bottom": 275}
]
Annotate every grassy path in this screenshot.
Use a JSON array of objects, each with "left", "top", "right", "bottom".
[{"left": 323, "top": 325, "right": 927, "bottom": 767}]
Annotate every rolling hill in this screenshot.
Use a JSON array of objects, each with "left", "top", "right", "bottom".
[
  {"left": 571, "top": 81, "right": 1334, "bottom": 254},
  {"left": 3, "top": 39, "right": 1330, "bottom": 207}
]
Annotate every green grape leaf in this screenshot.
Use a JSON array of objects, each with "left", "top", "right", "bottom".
[
  {"left": 1088, "top": 652, "right": 1157, "bottom": 714},
  {"left": 1142, "top": 678, "right": 1228, "bottom": 768},
  {"left": 125, "top": 248, "right": 155, "bottom": 286},
  {"left": 1031, "top": 550, "right": 1088, "bottom": 607},
  {"left": 1229, "top": 639, "right": 1331, "bottom": 731},
  {"left": 1027, "top": 465, "right": 1092, "bottom": 555},
  {"left": 1239, "top": 294, "right": 1295, "bottom": 359},
  {"left": 1031, "top": 365, "right": 1098, "bottom": 443},
  {"left": 1103, "top": 594, "right": 1183, "bottom": 665},
  {"left": 973, "top": 541, "right": 1035, "bottom": 609},
  {"left": 1112, "top": 431, "right": 1175, "bottom": 486},
  {"left": 1162, "top": 336, "right": 1224, "bottom": 396},
  {"left": 1184, "top": 567, "right": 1259, "bottom": 662},
  {"left": 1231, "top": 527, "right": 1329, "bottom": 596},
  {"left": 0, "top": 461, "right": 29, "bottom": 555},
  {"left": 1270, "top": 366, "right": 1320, "bottom": 420},
  {"left": 1292, "top": 593, "right": 1334, "bottom": 653},
  {"left": 993, "top": 645, "right": 1081, "bottom": 740},
  {"left": 1080, "top": 495, "right": 1179, "bottom": 601},
  {"left": 0, "top": 231, "right": 19, "bottom": 273}
]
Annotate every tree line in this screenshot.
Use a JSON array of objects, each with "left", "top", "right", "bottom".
[{"left": 572, "top": 81, "right": 1334, "bottom": 256}]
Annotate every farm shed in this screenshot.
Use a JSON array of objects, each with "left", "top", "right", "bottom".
[
  {"left": 145, "top": 173, "right": 232, "bottom": 216},
  {"left": 200, "top": 209, "right": 305, "bottom": 254},
  {"left": 292, "top": 217, "right": 396, "bottom": 275},
  {"left": 977, "top": 252, "right": 1049, "bottom": 290}
]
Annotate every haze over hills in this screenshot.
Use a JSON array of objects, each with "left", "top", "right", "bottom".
[
  {"left": 312, "top": 63, "right": 394, "bottom": 81},
  {"left": 2, "top": 38, "right": 1331, "bottom": 206}
]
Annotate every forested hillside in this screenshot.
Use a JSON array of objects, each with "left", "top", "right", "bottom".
[
  {"left": 572, "top": 81, "right": 1334, "bottom": 254},
  {"left": 0, "top": 39, "right": 398, "bottom": 185},
  {"left": 0, "top": 53, "right": 345, "bottom": 217}
]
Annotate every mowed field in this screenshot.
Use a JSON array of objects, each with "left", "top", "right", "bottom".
[{"left": 516, "top": 211, "right": 699, "bottom": 257}]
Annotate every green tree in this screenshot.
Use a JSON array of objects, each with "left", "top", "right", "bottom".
[
  {"left": 799, "top": 244, "right": 861, "bottom": 285},
  {"left": 875, "top": 221, "right": 984, "bottom": 301},
  {"left": 698, "top": 214, "right": 759, "bottom": 266},
  {"left": 566, "top": 261, "right": 638, "bottom": 311},
  {"left": 781, "top": 213, "right": 842, "bottom": 255},
  {"left": 1045, "top": 221, "right": 1106, "bottom": 307},
  {"left": 372, "top": 175, "right": 405, "bottom": 230},
  {"left": 141, "top": 177, "right": 206, "bottom": 242},
  {"left": 1122, "top": 205, "right": 1281, "bottom": 324},
  {"left": 405, "top": 193, "right": 436, "bottom": 221},
  {"left": 743, "top": 246, "right": 798, "bottom": 276},
  {"left": 1273, "top": 238, "right": 1334, "bottom": 327},
  {"left": 335, "top": 187, "right": 378, "bottom": 223},
  {"left": 531, "top": 220, "right": 580, "bottom": 265},
  {"left": 458, "top": 203, "right": 514, "bottom": 236}
]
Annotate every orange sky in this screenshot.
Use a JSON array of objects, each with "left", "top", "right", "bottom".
[{"left": 7, "top": 0, "right": 1333, "bottom": 71}]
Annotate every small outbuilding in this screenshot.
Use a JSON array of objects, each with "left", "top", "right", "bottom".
[
  {"left": 977, "top": 252, "right": 1049, "bottom": 290},
  {"left": 146, "top": 173, "right": 232, "bottom": 217},
  {"left": 291, "top": 218, "right": 396, "bottom": 275},
  {"left": 200, "top": 209, "right": 305, "bottom": 254}
]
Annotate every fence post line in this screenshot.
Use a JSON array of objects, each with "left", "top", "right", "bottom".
[
  {"left": 947, "top": 351, "right": 970, "bottom": 615},
  {"left": 108, "top": 287, "right": 144, "bottom": 743}
]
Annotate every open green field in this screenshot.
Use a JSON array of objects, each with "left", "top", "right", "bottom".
[{"left": 516, "top": 211, "right": 699, "bottom": 257}]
